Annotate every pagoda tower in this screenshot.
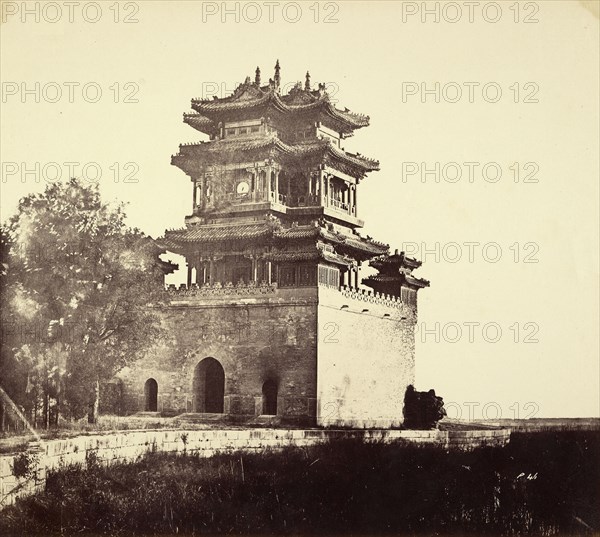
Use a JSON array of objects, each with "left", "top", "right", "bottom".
[
  {"left": 165, "top": 61, "right": 389, "bottom": 289},
  {"left": 120, "top": 62, "right": 429, "bottom": 428}
]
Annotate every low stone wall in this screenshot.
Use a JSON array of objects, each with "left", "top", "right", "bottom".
[
  {"left": 0, "top": 427, "right": 510, "bottom": 509},
  {"left": 467, "top": 418, "right": 600, "bottom": 432}
]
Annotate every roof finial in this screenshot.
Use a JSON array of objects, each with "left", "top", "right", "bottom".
[
  {"left": 255, "top": 66, "right": 261, "bottom": 86},
  {"left": 274, "top": 59, "right": 281, "bottom": 91},
  {"left": 305, "top": 71, "right": 311, "bottom": 91}
]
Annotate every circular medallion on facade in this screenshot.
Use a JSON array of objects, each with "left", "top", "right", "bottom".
[{"left": 237, "top": 181, "right": 250, "bottom": 195}]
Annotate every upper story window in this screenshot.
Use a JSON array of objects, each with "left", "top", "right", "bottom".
[
  {"left": 318, "top": 130, "right": 339, "bottom": 146},
  {"left": 224, "top": 121, "right": 262, "bottom": 138}
]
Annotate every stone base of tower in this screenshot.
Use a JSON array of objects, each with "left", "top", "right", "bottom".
[
  {"left": 316, "top": 286, "right": 416, "bottom": 429},
  {"left": 116, "top": 284, "right": 416, "bottom": 429}
]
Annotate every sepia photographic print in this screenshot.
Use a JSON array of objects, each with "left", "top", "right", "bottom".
[{"left": 0, "top": 1, "right": 599, "bottom": 536}]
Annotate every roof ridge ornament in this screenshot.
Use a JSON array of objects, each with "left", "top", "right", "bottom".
[
  {"left": 305, "top": 71, "right": 311, "bottom": 91},
  {"left": 255, "top": 66, "right": 261, "bottom": 86},
  {"left": 274, "top": 59, "right": 281, "bottom": 92}
]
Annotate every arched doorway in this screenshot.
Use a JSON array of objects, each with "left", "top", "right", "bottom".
[
  {"left": 193, "top": 358, "right": 225, "bottom": 413},
  {"left": 262, "top": 380, "right": 278, "bottom": 415},
  {"left": 144, "top": 378, "right": 158, "bottom": 412}
]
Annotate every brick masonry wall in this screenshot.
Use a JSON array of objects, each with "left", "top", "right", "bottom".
[
  {"left": 0, "top": 427, "right": 511, "bottom": 509},
  {"left": 119, "top": 288, "right": 319, "bottom": 422},
  {"left": 316, "top": 287, "right": 417, "bottom": 428},
  {"left": 118, "top": 285, "right": 421, "bottom": 427}
]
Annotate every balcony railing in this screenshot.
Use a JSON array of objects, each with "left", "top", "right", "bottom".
[
  {"left": 269, "top": 192, "right": 321, "bottom": 207},
  {"left": 196, "top": 191, "right": 356, "bottom": 217},
  {"left": 167, "top": 281, "right": 277, "bottom": 298},
  {"left": 329, "top": 198, "right": 348, "bottom": 211},
  {"left": 299, "top": 194, "right": 321, "bottom": 207},
  {"left": 220, "top": 191, "right": 265, "bottom": 203}
]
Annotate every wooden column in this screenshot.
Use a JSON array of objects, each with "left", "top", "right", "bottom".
[
  {"left": 195, "top": 259, "right": 203, "bottom": 285},
  {"left": 317, "top": 170, "right": 322, "bottom": 203},
  {"left": 248, "top": 170, "right": 255, "bottom": 201},
  {"left": 205, "top": 176, "right": 211, "bottom": 208},
  {"left": 187, "top": 263, "right": 193, "bottom": 288},
  {"left": 199, "top": 175, "right": 205, "bottom": 209},
  {"left": 209, "top": 258, "right": 215, "bottom": 284},
  {"left": 265, "top": 165, "right": 272, "bottom": 201}
]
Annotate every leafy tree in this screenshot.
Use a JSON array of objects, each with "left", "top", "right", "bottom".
[{"left": 1, "top": 179, "right": 171, "bottom": 425}]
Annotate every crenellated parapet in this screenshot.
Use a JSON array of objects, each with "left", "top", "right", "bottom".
[{"left": 338, "top": 285, "right": 416, "bottom": 318}]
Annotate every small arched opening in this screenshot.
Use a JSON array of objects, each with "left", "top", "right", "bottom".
[
  {"left": 193, "top": 358, "right": 225, "bottom": 413},
  {"left": 262, "top": 380, "right": 278, "bottom": 416},
  {"left": 144, "top": 378, "right": 158, "bottom": 412}
]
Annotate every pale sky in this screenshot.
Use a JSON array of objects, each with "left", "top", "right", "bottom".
[{"left": 1, "top": 1, "right": 598, "bottom": 418}]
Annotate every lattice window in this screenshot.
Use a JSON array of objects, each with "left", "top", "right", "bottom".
[{"left": 318, "top": 265, "right": 340, "bottom": 288}]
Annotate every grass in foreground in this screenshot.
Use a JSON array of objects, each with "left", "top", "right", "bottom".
[{"left": 0, "top": 431, "right": 598, "bottom": 536}]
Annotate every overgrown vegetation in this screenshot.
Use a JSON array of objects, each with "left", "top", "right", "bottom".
[
  {"left": 0, "top": 179, "right": 172, "bottom": 429},
  {"left": 0, "top": 431, "right": 598, "bottom": 536},
  {"left": 10, "top": 452, "right": 38, "bottom": 480},
  {"left": 403, "top": 384, "right": 447, "bottom": 429}
]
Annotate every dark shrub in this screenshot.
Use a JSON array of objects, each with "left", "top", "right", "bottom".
[{"left": 403, "top": 384, "right": 447, "bottom": 429}]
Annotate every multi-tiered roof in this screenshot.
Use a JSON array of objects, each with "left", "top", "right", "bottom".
[
  {"left": 173, "top": 136, "right": 379, "bottom": 182},
  {"left": 165, "top": 61, "right": 388, "bottom": 265},
  {"left": 185, "top": 61, "right": 369, "bottom": 137},
  {"left": 172, "top": 63, "right": 378, "bottom": 182},
  {"left": 162, "top": 62, "right": 426, "bottom": 299},
  {"left": 163, "top": 218, "right": 389, "bottom": 265},
  {"left": 363, "top": 250, "right": 430, "bottom": 294}
]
